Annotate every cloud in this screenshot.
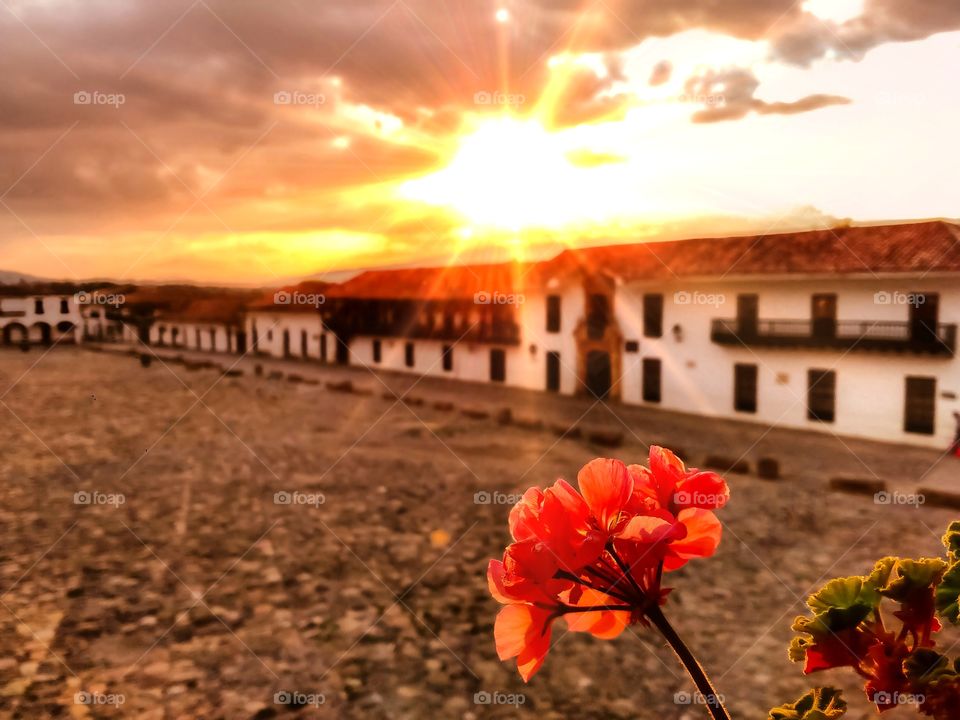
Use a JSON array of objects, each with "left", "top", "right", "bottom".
[
  {"left": 770, "top": 0, "right": 960, "bottom": 65},
  {"left": 682, "top": 68, "right": 850, "bottom": 123}
]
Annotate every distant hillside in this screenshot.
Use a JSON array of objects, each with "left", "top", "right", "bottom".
[{"left": 0, "top": 269, "right": 46, "bottom": 284}]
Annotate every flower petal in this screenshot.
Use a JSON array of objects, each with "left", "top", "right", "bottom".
[
  {"left": 487, "top": 559, "right": 511, "bottom": 604},
  {"left": 494, "top": 604, "right": 553, "bottom": 681},
  {"left": 674, "top": 470, "right": 729, "bottom": 510},
  {"left": 663, "top": 508, "right": 722, "bottom": 571},
  {"left": 578, "top": 458, "right": 633, "bottom": 531},
  {"left": 563, "top": 587, "right": 629, "bottom": 640},
  {"left": 649, "top": 446, "right": 685, "bottom": 508}
]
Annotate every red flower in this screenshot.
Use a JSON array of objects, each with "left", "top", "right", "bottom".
[{"left": 488, "top": 447, "right": 729, "bottom": 681}]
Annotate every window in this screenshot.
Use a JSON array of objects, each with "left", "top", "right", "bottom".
[
  {"left": 734, "top": 363, "right": 758, "bottom": 413},
  {"left": 643, "top": 294, "right": 663, "bottom": 338},
  {"left": 807, "top": 369, "right": 836, "bottom": 423},
  {"left": 60, "top": 298, "right": 69, "bottom": 314},
  {"left": 490, "top": 349, "right": 506, "bottom": 382},
  {"left": 624, "top": 340, "right": 639, "bottom": 353},
  {"left": 442, "top": 345, "right": 453, "bottom": 372},
  {"left": 301, "top": 330, "right": 308, "bottom": 357},
  {"left": 404, "top": 342, "right": 415, "bottom": 368},
  {"left": 34, "top": 298, "right": 44, "bottom": 315},
  {"left": 546, "top": 295, "right": 561, "bottom": 333},
  {"left": 642, "top": 358, "right": 661, "bottom": 403},
  {"left": 546, "top": 351, "right": 561, "bottom": 392},
  {"left": 904, "top": 376, "right": 936, "bottom": 435},
  {"left": 195, "top": 328, "right": 202, "bottom": 348},
  {"left": 737, "top": 294, "right": 759, "bottom": 336},
  {"left": 210, "top": 329, "right": 216, "bottom": 349},
  {"left": 320, "top": 334, "right": 327, "bottom": 362},
  {"left": 586, "top": 294, "right": 610, "bottom": 340},
  {"left": 373, "top": 339, "right": 382, "bottom": 364}
]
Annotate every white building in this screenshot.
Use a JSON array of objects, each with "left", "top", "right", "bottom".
[
  {"left": 246, "top": 282, "right": 333, "bottom": 361},
  {"left": 536, "top": 221, "right": 960, "bottom": 449},
  {"left": 150, "top": 297, "right": 249, "bottom": 354},
  {"left": 321, "top": 221, "right": 960, "bottom": 449},
  {"left": 0, "top": 290, "right": 82, "bottom": 346}
]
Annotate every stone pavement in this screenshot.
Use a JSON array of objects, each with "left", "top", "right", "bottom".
[{"left": 0, "top": 346, "right": 956, "bottom": 719}]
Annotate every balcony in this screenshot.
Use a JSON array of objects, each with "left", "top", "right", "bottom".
[{"left": 711, "top": 318, "right": 957, "bottom": 356}]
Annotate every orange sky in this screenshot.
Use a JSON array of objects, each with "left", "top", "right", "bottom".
[{"left": 0, "top": 0, "right": 958, "bottom": 284}]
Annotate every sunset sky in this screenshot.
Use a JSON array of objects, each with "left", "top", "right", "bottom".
[{"left": 0, "top": 0, "right": 958, "bottom": 284}]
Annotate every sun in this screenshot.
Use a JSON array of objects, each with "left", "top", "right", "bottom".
[{"left": 400, "top": 117, "right": 642, "bottom": 232}]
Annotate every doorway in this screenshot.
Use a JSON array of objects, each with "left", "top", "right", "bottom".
[
  {"left": 546, "top": 351, "right": 561, "bottom": 392},
  {"left": 737, "top": 295, "right": 759, "bottom": 336},
  {"left": 812, "top": 294, "right": 837, "bottom": 338},
  {"left": 910, "top": 294, "right": 939, "bottom": 345},
  {"left": 585, "top": 350, "right": 612, "bottom": 399}
]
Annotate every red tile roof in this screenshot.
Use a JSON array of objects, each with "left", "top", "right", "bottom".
[
  {"left": 551, "top": 221, "right": 960, "bottom": 280},
  {"left": 157, "top": 296, "right": 249, "bottom": 325},
  {"left": 324, "top": 263, "right": 534, "bottom": 301}
]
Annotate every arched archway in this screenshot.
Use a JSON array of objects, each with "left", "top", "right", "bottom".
[
  {"left": 2, "top": 322, "right": 27, "bottom": 345},
  {"left": 54, "top": 321, "right": 77, "bottom": 344},
  {"left": 29, "top": 322, "right": 52, "bottom": 345}
]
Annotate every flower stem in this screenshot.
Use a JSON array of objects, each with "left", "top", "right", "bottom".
[{"left": 646, "top": 605, "right": 731, "bottom": 720}]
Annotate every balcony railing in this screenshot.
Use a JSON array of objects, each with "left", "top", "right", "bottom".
[{"left": 711, "top": 319, "right": 956, "bottom": 356}]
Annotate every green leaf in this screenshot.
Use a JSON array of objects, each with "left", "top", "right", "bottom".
[
  {"left": 875, "top": 558, "right": 947, "bottom": 602},
  {"left": 807, "top": 576, "right": 879, "bottom": 616},
  {"left": 794, "top": 603, "right": 872, "bottom": 637},
  {"left": 941, "top": 521, "right": 960, "bottom": 562},
  {"left": 935, "top": 561, "right": 960, "bottom": 624},
  {"left": 904, "top": 649, "right": 956, "bottom": 684},
  {"left": 768, "top": 687, "right": 847, "bottom": 720}
]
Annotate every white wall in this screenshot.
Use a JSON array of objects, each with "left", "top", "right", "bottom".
[
  {"left": 0, "top": 295, "right": 82, "bottom": 344},
  {"left": 343, "top": 284, "right": 587, "bottom": 393},
  {"left": 611, "top": 276, "right": 960, "bottom": 448},
  {"left": 347, "top": 336, "right": 518, "bottom": 385},
  {"left": 246, "top": 311, "right": 331, "bottom": 361},
  {"left": 150, "top": 321, "right": 238, "bottom": 353}
]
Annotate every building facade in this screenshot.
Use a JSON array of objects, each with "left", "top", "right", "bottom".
[
  {"left": 63, "top": 220, "right": 960, "bottom": 449},
  {"left": 246, "top": 282, "right": 333, "bottom": 361},
  {"left": 0, "top": 291, "right": 82, "bottom": 345}
]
